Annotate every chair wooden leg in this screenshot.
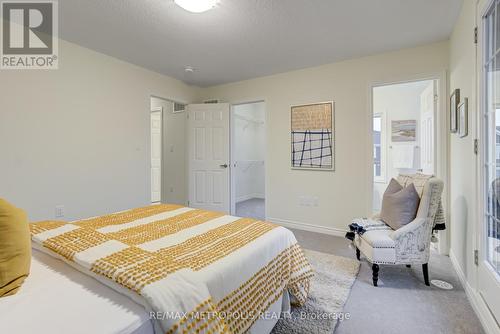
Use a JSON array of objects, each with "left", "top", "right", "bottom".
[
  {"left": 406, "top": 264, "right": 411, "bottom": 268},
  {"left": 372, "top": 263, "right": 379, "bottom": 286},
  {"left": 422, "top": 263, "right": 430, "bottom": 286},
  {"left": 355, "top": 247, "right": 360, "bottom": 261}
]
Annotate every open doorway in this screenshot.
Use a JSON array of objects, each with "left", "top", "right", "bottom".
[
  {"left": 150, "top": 106, "right": 163, "bottom": 204},
  {"left": 150, "top": 96, "right": 187, "bottom": 206},
  {"left": 231, "top": 102, "right": 266, "bottom": 220},
  {"left": 372, "top": 79, "right": 436, "bottom": 212}
]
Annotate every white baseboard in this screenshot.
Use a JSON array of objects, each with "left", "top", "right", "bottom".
[
  {"left": 449, "top": 250, "right": 500, "bottom": 334},
  {"left": 266, "top": 217, "right": 347, "bottom": 238},
  {"left": 236, "top": 194, "right": 265, "bottom": 203}
]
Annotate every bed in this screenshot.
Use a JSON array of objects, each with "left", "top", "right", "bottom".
[
  {"left": 0, "top": 250, "right": 154, "bottom": 334},
  {"left": 19, "top": 204, "right": 313, "bottom": 334}
]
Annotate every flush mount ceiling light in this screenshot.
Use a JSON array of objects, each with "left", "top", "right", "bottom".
[{"left": 174, "top": 0, "right": 218, "bottom": 13}]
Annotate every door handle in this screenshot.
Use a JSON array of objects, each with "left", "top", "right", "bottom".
[{"left": 220, "top": 164, "right": 228, "bottom": 168}]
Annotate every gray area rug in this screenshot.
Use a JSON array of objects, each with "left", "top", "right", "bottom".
[{"left": 271, "top": 249, "right": 359, "bottom": 334}]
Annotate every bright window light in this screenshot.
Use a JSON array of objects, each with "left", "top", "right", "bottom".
[{"left": 174, "top": 0, "right": 218, "bottom": 13}]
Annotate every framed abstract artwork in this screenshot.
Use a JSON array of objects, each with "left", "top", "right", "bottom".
[
  {"left": 391, "top": 120, "right": 417, "bottom": 142},
  {"left": 291, "top": 101, "right": 334, "bottom": 170},
  {"left": 458, "top": 98, "right": 468, "bottom": 138},
  {"left": 450, "top": 89, "right": 460, "bottom": 133}
]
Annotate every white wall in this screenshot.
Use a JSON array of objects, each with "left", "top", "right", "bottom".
[
  {"left": 448, "top": 0, "right": 478, "bottom": 297},
  {"left": 199, "top": 42, "right": 449, "bottom": 234},
  {"left": 150, "top": 97, "right": 187, "bottom": 206},
  {"left": 233, "top": 102, "right": 265, "bottom": 202},
  {"left": 372, "top": 80, "right": 432, "bottom": 211},
  {"left": 0, "top": 38, "right": 198, "bottom": 221}
]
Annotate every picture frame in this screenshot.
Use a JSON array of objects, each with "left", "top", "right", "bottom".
[
  {"left": 450, "top": 89, "right": 460, "bottom": 133},
  {"left": 290, "top": 101, "right": 335, "bottom": 171},
  {"left": 458, "top": 98, "right": 468, "bottom": 138},
  {"left": 391, "top": 120, "right": 417, "bottom": 142}
]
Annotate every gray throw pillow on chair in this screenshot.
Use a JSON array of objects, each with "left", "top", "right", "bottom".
[{"left": 380, "top": 178, "right": 420, "bottom": 230}]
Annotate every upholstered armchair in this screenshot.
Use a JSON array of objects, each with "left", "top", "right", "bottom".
[{"left": 354, "top": 175, "right": 444, "bottom": 286}]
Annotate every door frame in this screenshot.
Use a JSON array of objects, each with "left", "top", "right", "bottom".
[
  {"left": 475, "top": 0, "right": 500, "bottom": 329},
  {"left": 367, "top": 72, "right": 449, "bottom": 254},
  {"left": 150, "top": 106, "right": 163, "bottom": 203},
  {"left": 230, "top": 100, "right": 267, "bottom": 218},
  {"left": 150, "top": 95, "right": 190, "bottom": 206}
]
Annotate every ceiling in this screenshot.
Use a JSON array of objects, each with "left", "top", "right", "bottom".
[{"left": 59, "top": 0, "right": 463, "bottom": 87}]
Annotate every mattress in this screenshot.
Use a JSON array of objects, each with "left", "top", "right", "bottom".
[{"left": 0, "top": 249, "right": 154, "bottom": 334}]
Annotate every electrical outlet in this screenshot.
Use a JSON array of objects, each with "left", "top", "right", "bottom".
[{"left": 55, "top": 205, "right": 65, "bottom": 218}]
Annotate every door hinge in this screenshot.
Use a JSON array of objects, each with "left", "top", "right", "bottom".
[
  {"left": 474, "top": 139, "right": 479, "bottom": 155},
  {"left": 474, "top": 249, "right": 479, "bottom": 266},
  {"left": 434, "top": 94, "right": 438, "bottom": 102},
  {"left": 474, "top": 26, "right": 478, "bottom": 44}
]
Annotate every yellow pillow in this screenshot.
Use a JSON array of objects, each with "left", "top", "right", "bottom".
[{"left": 0, "top": 198, "right": 31, "bottom": 297}]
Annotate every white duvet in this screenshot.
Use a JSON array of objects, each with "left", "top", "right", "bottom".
[{"left": 30, "top": 205, "right": 313, "bottom": 334}]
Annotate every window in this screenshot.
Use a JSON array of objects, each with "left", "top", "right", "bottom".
[
  {"left": 373, "top": 113, "right": 385, "bottom": 182},
  {"left": 483, "top": 3, "right": 500, "bottom": 276}
]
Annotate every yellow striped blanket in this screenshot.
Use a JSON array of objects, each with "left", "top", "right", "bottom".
[{"left": 30, "top": 204, "right": 313, "bottom": 334}]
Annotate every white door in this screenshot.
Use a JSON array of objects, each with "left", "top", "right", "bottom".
[
  {"left": 151, "top": 109, "right": 162, "bottom": 203},
  {"left": 479, "top": 1, "right": 500, "bottom": 324},
  {"left": 419, "top": 81, "right": 435, "bottom": 175},
  {"left": 187, "top": 103, "right": 230, "bottom": 212}
]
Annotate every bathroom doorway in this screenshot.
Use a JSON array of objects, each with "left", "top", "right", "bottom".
[{"left": 371, "top": 79, "right": 436, "bottom": 212}]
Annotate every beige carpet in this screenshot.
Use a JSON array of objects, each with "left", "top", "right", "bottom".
[{"left": 271, "top": 249, "right": 359, "bottom": 334}]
